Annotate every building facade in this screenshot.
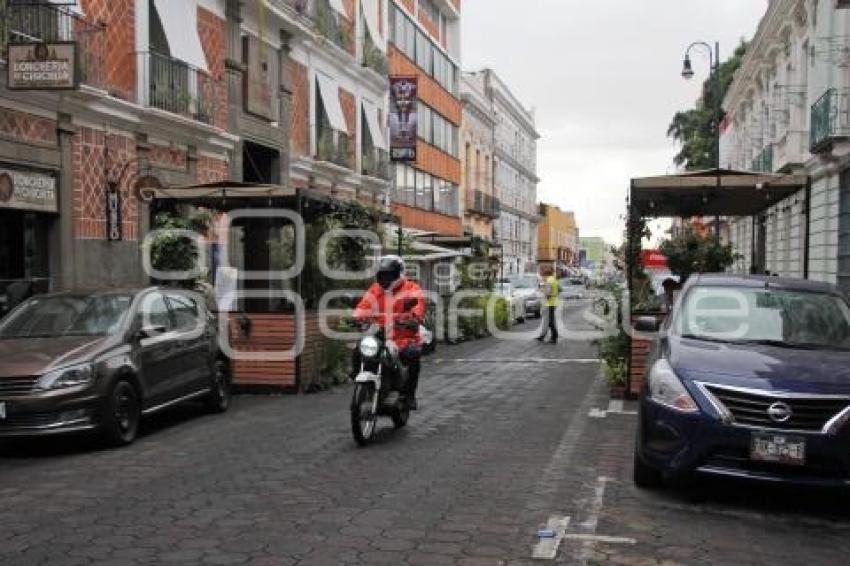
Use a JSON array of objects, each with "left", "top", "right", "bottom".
[
  {"left": 387, "top": 0, "right": 463, "bottom": 237},
  {"left": 537, "top": 204, "right": 578, "bottom": 269},
  {"left": 721, "top": 0, "right": 850, "bottom": 291},
  {"left": 465, "top": 69, "right": 539, "bottom": 276},
  {"left": 459, "top": 71, "right": 497, "bottom": 241},
  {"left": 284, "top": 0, "right": 391, "bottom": 205},
  {"left": 0, "top": 0, "right": 239, "bottom": 299}
]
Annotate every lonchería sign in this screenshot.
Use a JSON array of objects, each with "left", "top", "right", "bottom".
[{"left": 7, "top": 42, "right": 78, "bottom": 90}]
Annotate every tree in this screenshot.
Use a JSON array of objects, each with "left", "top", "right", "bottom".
[
  {"left": 659, "top": 228, "right": 739, "bottom": 282},
  {"left": 668, "top": 41, "right": 748, "bottom": 170}
]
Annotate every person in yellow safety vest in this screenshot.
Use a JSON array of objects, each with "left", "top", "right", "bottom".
[{"left": 536, "top": 266, "right": 560, "bottom": 344}]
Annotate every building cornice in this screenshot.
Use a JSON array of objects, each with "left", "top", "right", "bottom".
[{"left": 494, "top": 146, "right": 540, "bottom": 183}]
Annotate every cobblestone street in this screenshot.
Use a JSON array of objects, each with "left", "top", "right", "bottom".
[{"left": 1, "top": 302, "right": 850, "bottom": 565}]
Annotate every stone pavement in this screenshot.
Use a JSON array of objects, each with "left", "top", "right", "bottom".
[{"left": 1, "top": 302, "right": 849, "bottom": 565}]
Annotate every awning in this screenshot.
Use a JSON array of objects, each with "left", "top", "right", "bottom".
[
  {"left": 361, "top": 0, "right": 385, "bottom": 51},
  {"left": 630, "top": 169, "right": 809, "bottom": 217},
  {"left": 316, "top": 73, "right": 348, "bottom": 132},
  {"left": 362, "top": 100, "right": 387, "bottom": 150},
  {"left": 329, "top": 0, "right": 348, "bottom": 16},
  {"left": 153, "top": 0, "right": 209, "bottom": 71},
  {"left": 142, "top": 181, "right": 294, "bottom": 203}
]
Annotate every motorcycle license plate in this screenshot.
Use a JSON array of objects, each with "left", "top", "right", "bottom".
[{"left": 750, "top": 433, "right": 805, "bottom": 466}]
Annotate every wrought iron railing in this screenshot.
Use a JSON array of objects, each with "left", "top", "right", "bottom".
[
  {"left": 138, "top": 51, "right": 217, "bottom": 125},
  {"left": 361, "top": 30, "right": 387, "bottom": 75},
  {"left": 313, "top": 0, "right": 351, "bottom": 52},
  {"left": 362, "top": 146, "right": 389, "bottom": 179},
  {"left": 0, "top": 0, "right": 106, "bottom": 89},
  {"left": 467, "top": 190, "right": 500, "bottom": 218},
  {"left": 317, "top": 126, "right": 354, "bottom": 169},
  {"left": 810, "top": 88, "right": 850, "bottom": 152}
]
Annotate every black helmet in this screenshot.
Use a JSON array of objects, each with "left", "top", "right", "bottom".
[{"left": 376, "top": 255, "right": 405, "bottom": 290}]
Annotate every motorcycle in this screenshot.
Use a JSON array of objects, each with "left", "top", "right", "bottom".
[{"left": 350, "top": 300, "right": 418, "bottom": 446}]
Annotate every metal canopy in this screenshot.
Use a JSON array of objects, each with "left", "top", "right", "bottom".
[{"left": 630, "top": 169, "right": 808, "bottom": 217}]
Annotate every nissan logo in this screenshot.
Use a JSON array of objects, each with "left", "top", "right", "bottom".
[{"left": 767, "top": 402, "right": 793, "bottom": 423}]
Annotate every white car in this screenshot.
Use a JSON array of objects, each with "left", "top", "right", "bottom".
[
  {"left": 494, "top": 282, "right": 527, "bottom": 323},
  {"left": 507, "top": 276, "right": 544, "bottom": 318},
  {"left": 559, "top": 277, "right": 587, "bottom": 300}
]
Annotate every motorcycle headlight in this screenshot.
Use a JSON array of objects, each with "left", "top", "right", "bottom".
[
  {"left": 37, "top": 363, "right": 95, "bottom": 390},
  {"left": 359, "top": 336, "right": 380, "bottom": 359},
  {"left": 648, "top": 359, "right": 698, "bottom": 413}
]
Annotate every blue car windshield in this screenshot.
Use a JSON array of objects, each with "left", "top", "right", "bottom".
[
  {"left": 0, "top": 295, "right": 133, "bottom": 339},
  {"left": 674, "top": 286, "right": 850, "bottom": 350}
]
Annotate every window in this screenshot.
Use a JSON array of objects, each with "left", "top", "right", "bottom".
[
  {"left": 416, "top": 170, "right": 433, "bottom": 210},
  {"left": 419, "top": 0, "right": 439, "bottom": 24},
  {"left": 167, "top": 294, "right": 200, "bottom": 331},
  {"left": 416, "top": 29, "right": 432, "bottom": 73},
  {"left": 140, "top": 293, "right": 174, "bottom": 332},
  {"left": 392, "top": 5, "right": 458, "bottom": 95},
  {"left": 419, "top": 103, "right": 432, "bottom": 143}
]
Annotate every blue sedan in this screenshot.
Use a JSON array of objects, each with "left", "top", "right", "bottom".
[{"left": 634, "top": 274, "right": 850, "bottom": 488}]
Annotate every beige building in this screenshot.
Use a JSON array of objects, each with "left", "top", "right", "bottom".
[{"left": 460, "top": 72, "right": 498, "bottom": 241}]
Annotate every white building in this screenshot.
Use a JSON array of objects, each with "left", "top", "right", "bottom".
[
  {"left": 721, "top": 0, "right": 850, "bottom": 291},
  {"left": 465, "top": 69, "right": 540, "bottom": 276}
]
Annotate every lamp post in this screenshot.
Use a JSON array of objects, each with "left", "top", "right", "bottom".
[{"left": 682, "top": 41, "right": 722, "bottom": 237}]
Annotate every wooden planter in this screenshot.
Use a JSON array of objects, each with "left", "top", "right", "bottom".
[
  {"left": 628, "top": 311, "right": 668, "bottom": 398},
  {"left": 225, "top": 312, "right": 323, "bottom": 392}
]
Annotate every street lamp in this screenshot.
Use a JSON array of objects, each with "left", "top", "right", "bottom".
[{"left": 681, "top": 41, "right": 722, "bottom": 236}]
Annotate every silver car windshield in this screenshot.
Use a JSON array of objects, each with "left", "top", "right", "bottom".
[{"left": 674, "top": 286, "right": 850, "bottom": 350}]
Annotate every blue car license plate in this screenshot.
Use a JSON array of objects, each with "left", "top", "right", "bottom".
[{"left": 750, "top": 433, "right": 805, "bottom": 466}]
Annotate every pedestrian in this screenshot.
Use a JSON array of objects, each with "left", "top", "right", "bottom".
[{"left": 536, "top": 265, "right": 560, "bottom": 344}]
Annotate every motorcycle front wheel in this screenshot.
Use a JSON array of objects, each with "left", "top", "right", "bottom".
[
  {"left": 392, "top": 405, "right": 410, "bottom": 429},
  {"left": 351, "top": 383, "right": 378, "bottom": 446}
]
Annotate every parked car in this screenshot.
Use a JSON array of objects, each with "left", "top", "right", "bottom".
[
  {"left": 494, "top": 281, "right": 526, "bottom": 323},
  {"left": 559, "top": 277, "right": 587, "bottom": 300},
  {"left": 634, "top": 274, "right": 850, "bottom": 489},
  {"left": 507, "top": 275, "right": 543, "bottom": 319},
  {"left": 0, "top": 288, "right": 230, "bottom": 446}
]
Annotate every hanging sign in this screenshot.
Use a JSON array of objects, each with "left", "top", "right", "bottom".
[
  {"left": 106, "top": 183, "right": 122, "bottom": 241},
  {"left": 7, "top": 42, "right": 78, "bottom": 90},
  {"left": 389, "top": 76, "right": 418, "bottom": 162}
]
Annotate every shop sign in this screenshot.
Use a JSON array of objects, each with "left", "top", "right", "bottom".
[
  {"left": 106, "top": 183, "right": 122, "bottom": 241},
  {"left": 0, "top": 168, "right": 58, "bottom": 213},
  {"left": 7, "top": 42, "right": 78, "bottom": 90},
  {"left": 389, "top": 76, "right": 417, "bottom": 162},
  {"left": 243, "top": 35, "right": 277, "bottom": 121}
]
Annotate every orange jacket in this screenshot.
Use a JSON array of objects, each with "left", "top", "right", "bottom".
[{"left": 353, "top": 278, "right": 425, "bottom": 349}]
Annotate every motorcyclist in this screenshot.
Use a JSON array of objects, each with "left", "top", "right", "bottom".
[{"left": 352, "top": 255, "right": 425, "bottom": 410}]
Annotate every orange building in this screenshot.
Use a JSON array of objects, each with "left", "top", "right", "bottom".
[{"left": 388, "top": 0, "right": 463, "bottom": 236}]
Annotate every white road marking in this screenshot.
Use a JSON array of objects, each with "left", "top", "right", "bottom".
[
  {"left": 532, "top": 515, "right": 570, "bottom": 560},
  {"left": 578, "top": 476, "right": 611, "bottom": 564},
  {"left": 434, "top": 358, "right": 601, "bottom": 364},
  {"left": 588, "top": 400, "right": 638, "bottom": 419},
  {"left": 564, "top": 534, "right": 637, "bottom": 545}
]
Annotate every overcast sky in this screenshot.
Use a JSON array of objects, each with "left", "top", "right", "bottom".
[{"left": 461, "top": 0, "right": 768, "bottom": 244}]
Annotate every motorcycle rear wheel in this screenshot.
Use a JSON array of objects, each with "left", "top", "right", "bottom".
[
  {"left": 351, "top": 384, "right": 378, "bottom": 446},
  {"left": 392, "top": 406, "right": 410, "bottom": 429}
]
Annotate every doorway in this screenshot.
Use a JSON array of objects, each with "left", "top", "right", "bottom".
[{"left": 242, "top": 141, "right": 280, "bottom": 184}]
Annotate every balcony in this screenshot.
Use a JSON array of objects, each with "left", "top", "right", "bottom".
[
  {"left": 361, "top": 30, "right": 387, "bottom": 76},
  {"left": 751, "top": 145, "right": 773, "bottom": 173},
  {"left": 313, "top": 0, "right": 351, "bottom": 53},
  {"left": 362, "top": 146, "right": 390, "bottom": 180},
  {"left": 467, "top": 190, "right": 500, "bottom": 219},
  {"left": 1, "top": 0, "right": 106, "bottom": 89},
  {"left": 810, "top": 88, "right": 850, "bottom": 153},
  {"left": 138, "top": 51, "right": 218, "bottom": 125},
  {"left": 317, "top": 127, "right": 354, "bottom": 169}
]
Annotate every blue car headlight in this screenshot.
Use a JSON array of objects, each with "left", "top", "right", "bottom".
[{"left": 649, "top": 359, "right": 698, "bottom": 413}]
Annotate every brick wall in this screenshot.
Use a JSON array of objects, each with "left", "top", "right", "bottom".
[
  {"left": 418, "top": 11, "right": 439, "bottom": 41},
  {"left": 393, "top": 203, "right": 463, "bottom": 236},
  {"left": 340, "top": 88, "right": 356, "bottom": 138},
  {"left": 290, "top": 61, "right": 310, "bottom": 157},
  {"left": 342, "top": 0, "right": 356, "bottom": 57},
  {"left": 418, "top": 141, "right": 461, "bottom": 184},
  {"left": 81, "top": 0, "right": 135, "bottom": 100},
  {"left": 197, "top": 155, "right": 229, "bottom": 184},
  {"left": 198, "top": 7, "right": 228, "bottom": 130},
  {"left": 0, "top": 107, "right": 57, "bottom": 146},
  {"left": 398, "top": 0, "right": 415, "bottom": 14},
  {"left": 72, "top": 127, "right": 139, "bottom": 241}
]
